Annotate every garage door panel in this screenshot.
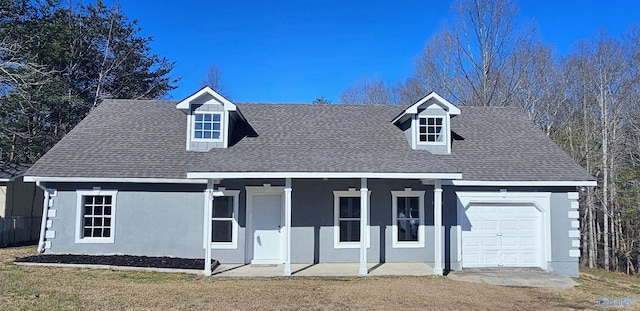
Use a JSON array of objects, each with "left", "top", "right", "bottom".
[{"left": 462, "top": 204, "right": 542, "bottom": 268}]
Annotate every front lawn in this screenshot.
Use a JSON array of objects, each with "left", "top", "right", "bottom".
[{"left": 1, "top": 246, "right": 639, "bottom": 310}]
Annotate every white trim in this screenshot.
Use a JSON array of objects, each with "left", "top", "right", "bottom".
[
  {"left": 246, "top": 185, "right": 285, "bottom": 264},
  {"left": 284, "top": 178, "right": 292, "bottom": 276},
  {"left": 448, "top": 180, "right": 597, "bottom": 187},
  {"left": 391, "top": 189, "right": 426, "bottom": 248},
  {"left": 392, "top": 92, "right": 461, "bottom": 124},
  {"left": 188, "top": 172, "right": 462, "bottom": 180},
  {"left": 75, "top": 189, "right": 117, "bottom": 244},
  {"left": 433, "top": 180, "right": 443, "bottom": 275},
  {"left": 456, "top": 191, "right": 552, "bottom": 271},
  {"left": 176, "top": 86, "right": 238, "bottom": 112},
  {"left": 209, "top": 189, "right": 240, "bottom": 250},
  {"left": 333, "top": 189, "right": 371, "bottom": 249},
  {"left": 359, "top": 178, "right": 368, "bottom": 275},
  {"left": 24, "top": 176, "right": 208, "bottom": 184}
]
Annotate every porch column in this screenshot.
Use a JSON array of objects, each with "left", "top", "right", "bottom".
[
  {"left": 204, "top": 180, "right": 215, "bottom": 276},
  {"left": 284, "top": 178, "right": 292, "bottom": 276},
  {"left": 359, "top": 178, "right": 368, "bottom": 275},
  {"left": 433, "top": 179, "right": 443, "bottom": 275}
]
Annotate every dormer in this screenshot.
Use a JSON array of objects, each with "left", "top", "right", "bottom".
[
  {"left": 176, "top": 86, "right": 245, "bottom": 151},
  {"left": 392, "top": 92, "right": 460, "bottom": 155}
]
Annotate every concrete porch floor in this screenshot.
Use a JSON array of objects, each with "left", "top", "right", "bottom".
[{"left": 211, "top": 262, "right": 434, "bottom": 277}]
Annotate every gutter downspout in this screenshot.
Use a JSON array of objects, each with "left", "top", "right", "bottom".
[{"left": 35, "top": 181, "right": 50, "bottom": 253}]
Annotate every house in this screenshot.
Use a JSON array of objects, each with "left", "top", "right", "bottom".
[
  {"left": 24, "top": 87, "right": 595, "bottom": 277},
  {"left": 0, "top": 162, "right": 44, "bottom": 246}
]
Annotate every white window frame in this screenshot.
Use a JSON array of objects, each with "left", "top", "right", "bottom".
[
  {"left": 75, "top": 189, "right": 117, "bottom": 244},
  {"left": 391, "top": 189, "right": 425, "bottom": 248},
  {"left": 333, "top": 189, "right": 371, "bottom": 249},
  {"left": 192, "top": 112, "right": 223, "bottom": 142},
  {"left": 417, "top": 116, "right": 446, "bottom": 145},
  {"left": 209, "top": 189, "right": 240, "bottom": 250}
]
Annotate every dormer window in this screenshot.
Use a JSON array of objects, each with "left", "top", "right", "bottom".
[
  {"left": 391, "top": 92, "right": 460, "bottom": 155},
  {"left": 176, "top": 86, "right": 246, "bottom": 151},
  {"left": 194, "top": 113, "right": 222, "bottom": 140},
  {"left": 418, "top": 117, "right": 445, "bottom": 144}
]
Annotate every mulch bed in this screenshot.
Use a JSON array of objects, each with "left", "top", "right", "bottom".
[{"left": 15, "top": 254, "right": 218, "bottom": 270}]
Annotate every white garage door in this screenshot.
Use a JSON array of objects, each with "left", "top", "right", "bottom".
[{"left": 462, "top": 204, "right": 541, "bottom": 268}]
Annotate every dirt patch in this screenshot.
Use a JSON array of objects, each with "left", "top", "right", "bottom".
[{"left": 15, "top": 253, "right": 218, "bottom": 270}]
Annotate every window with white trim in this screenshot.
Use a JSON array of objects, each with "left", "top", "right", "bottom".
[
  {"left": 211, "top": 190, "right": 240, "bottom": 249},
  {"left": 392, "top": 190, "right": 425, "bottom": 248},
  {"left": 75, "top": 189, "right": 117, "bottom": 243},
  {"left": 334, "top": 189, "right": 370, "bottom": 248},
  {"left": 418, "top": 116, "right": 445, "bottom": 143},
  {"left": 194, "top": 112, "right": 222, "bottom": 140}
]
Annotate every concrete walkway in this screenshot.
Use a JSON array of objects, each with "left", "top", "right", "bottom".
[
  {"left": 447, "top": 268, "right": 578, "bottom": 288},
  {"left": 212, "top": 262, "right": 434, "bottom": 277}
]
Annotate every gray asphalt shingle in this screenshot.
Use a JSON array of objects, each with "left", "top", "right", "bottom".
[{"left": 25, "top": 99, "right": 594, "bottom": 182}]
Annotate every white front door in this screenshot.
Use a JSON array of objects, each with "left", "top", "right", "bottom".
[
  {"left": 251, "top": 193, "right": 283, "bottom": 264},
  {"left": 462, "top": 204, "right": 541, "bottom": 268}
]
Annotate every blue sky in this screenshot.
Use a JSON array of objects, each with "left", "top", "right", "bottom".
[{"left": 118, "top": 1, "right": 639, "bottom": 103}]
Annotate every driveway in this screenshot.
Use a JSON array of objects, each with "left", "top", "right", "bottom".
[{"left": 447, "top": 268, "right": 578, "bottom": 288}]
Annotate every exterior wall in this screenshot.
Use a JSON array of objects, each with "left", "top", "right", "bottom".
[
  {"left": 38, "top": 181, "right": 579, "bottom": 277},
  {"left": 549, "top": 192, "right": 580, "bottom": 277},
  {"left": 43, "top": 183, "right": 206, "bottom": 258}
]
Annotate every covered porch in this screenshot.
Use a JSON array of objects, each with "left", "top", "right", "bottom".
[{"left": 192, "top": 173, "right": 462, "bottom": 277}]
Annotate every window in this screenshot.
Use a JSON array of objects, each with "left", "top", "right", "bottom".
[
  {"left": 209, "top": 189, "right": 239, "bottom": 249},
  {"left": 334, "top": 189, "right": 370, "bottom": 248},
  {"left": 194, "top": 113, "right": 222, "bottom": 140},
  {"left": 391, "top": 190, "right": 425, "bottom": 248},
  {"left": 75, "top": 190, "right": 117, "bottom": 243},
  {"left": 418, "top": 117, "right": 444, "bottom": 143}
]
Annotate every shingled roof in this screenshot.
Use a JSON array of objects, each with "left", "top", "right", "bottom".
[{"left": 25, "top": 99, "right": 594, "bottom": 182}]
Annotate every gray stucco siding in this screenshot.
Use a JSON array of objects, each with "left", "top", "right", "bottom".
[
  {"left": 44, "top": 183, "right": 205, "bottom": 258},
  {"left": 39, "top": 181, "right": 579, "bottom": 277}
]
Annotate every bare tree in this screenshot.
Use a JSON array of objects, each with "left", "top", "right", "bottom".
[
  {"left": 339, "top": 77, "right": 394, "bottom": 104},
  {"left": 415, "top": 0, "right": 535, "bottom": 107},
  {"left": 201, "top": 64, "right": 225, "bottom": 96}
]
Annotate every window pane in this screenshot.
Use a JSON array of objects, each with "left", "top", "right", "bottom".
[
  {"left": 195, "top": 123, "right": 203, "bottom": 130},
  {"left": 340, "top": 220, "right": 360, "bottom": 242},
  {"left": 436, "top": 118, "right": 442, "bottom": 125},
  {"left": 339, "top": 197, "right": 360, "bottom": 218},
  {"left": 84, "top": 217, "right": 92, "bottom": 226},
  {"left": 419, "top": 118, "right": 426, "bottom": 125},
  {"left": 104, "top": 218, "right": 111, "bottom": 226},
  {"left": 93, "top": 228, "right": 102, "bottom": 237},
  {"left": 104, "top": 206, "right": 111, "bottom": 215},
  {"left": 212, "top": 220, "right": 232, "bottom": 242},
  {"left": 203, "top": 131, "right": 212, "bottom": 139},
  {"left": 212, "top": 123, "right": 220, "bottom": 130},
  {"left": 84, "top": 205, "right": 93, "bottom": 215},
  {"left": 84, "top": 228, "right": 92, "bottom": 237},
  {"left": 103, "top": 228, "right": 110, "bottom": 237},
  {"left": 398, "top": 220, "right": 418, "bottom": 241},
  {"left": 408, "top": 197, "right": 419, "bottom": 218},
  {"left": 213, "top": 196, "right": 233, "bottom": 218},
  {"left": 419, "top": 126, "right": 426, "bottom": 133},
  {"left": 195, "top": 131, "right": 203, "bottom": 139},
  {"left": 419, "top": 135, "right": 427, "bottom": 142},
  {"left": 94, "top": 218, "right": 102, "bottom": 226},
  {"left": 213, "top": 114, "right": 221, "bottom": 121},
  {"left": 195, "top": 114, "right": 203, "bottom": 121},
  {"left": 93, "top": 206, "right": 102, "bottom": 215},
  {"left": 212, "top": 132, "right": 220, "bottom": 139},
  {"left": 204, "top": 114, "right": 212, "bottom": 122}
]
